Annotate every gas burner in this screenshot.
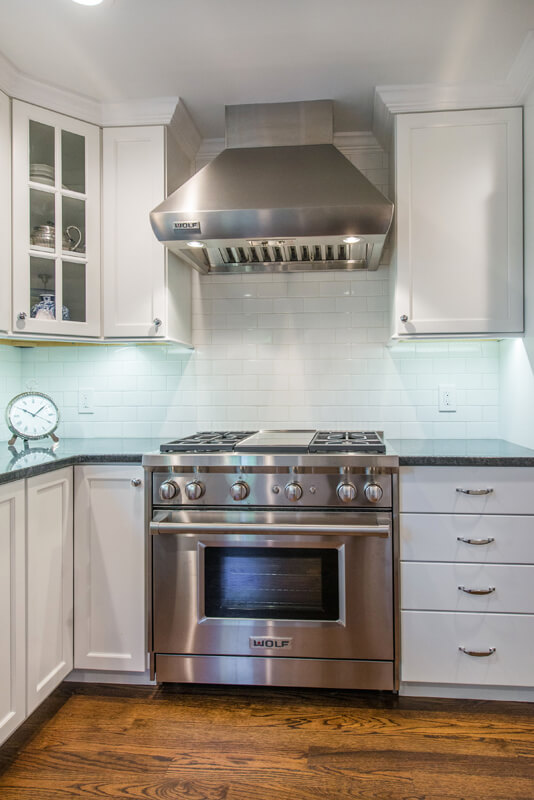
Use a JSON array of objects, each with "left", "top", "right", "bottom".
[
  {"left": 161, "top": 431, "right": 257, "bottom": 453},
  {"left": 309, "top": 431, "right": 386, "bottom": 454}
]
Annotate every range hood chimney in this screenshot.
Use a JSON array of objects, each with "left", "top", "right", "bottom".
[{"left": 150, "top": 100, "right": 394, "bottom": 274}]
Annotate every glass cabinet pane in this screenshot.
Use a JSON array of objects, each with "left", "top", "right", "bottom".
[
  {"left": 30, "top": 257, "right": 56, "bottom": 321},
  {"left": 29, "top": 189, "right": 55, "bottom": 250},
  {"left": 61, "top": 130, "right": 85, "bottom": 193},
  {"left": 62, "top": 261, "right": 86, "bottom": 322},
  {"left": 204, "top": 547, "right": 340, "bottom": 620},
  {"left": 62, "top": 196, "right": 85, "bottom": 254},
  {"left": 29, "top": 121, "right": 55, "bottom": 186}
]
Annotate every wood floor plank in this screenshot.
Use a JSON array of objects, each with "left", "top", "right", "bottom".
[{"left": 1, "top": 684, "right": 534, "bottom": 800}]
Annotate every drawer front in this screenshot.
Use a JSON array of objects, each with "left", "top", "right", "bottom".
[
  {"left": 400, "top": 467, "right": 534, "bottom": 514},
  {"left": 401, "top": 563, "right": 534, "bottom": 613},
  {"left": 400, "top": 514, "right": 534, "bottom": 563},
  {"left": 401, "top": 611, "right": 534, "bottom": 686}
]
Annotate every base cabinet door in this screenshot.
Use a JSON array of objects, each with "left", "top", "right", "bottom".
[
  {"left": 74, "top": 466, "right": 146, "bottom": 671},
  {"left": 0, "top": 481, "right": 25, "bottom": 745},
  {"left": 26, "top": 468, "right": 73, "bottom": 715}
]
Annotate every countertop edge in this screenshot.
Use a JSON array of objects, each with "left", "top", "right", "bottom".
[
  {"left": 398, "top": 456, "right": 534, "bottom": 467},
  {"left": 0, "top": 453, "right": 144, "bottom": 486},
  {"left": 2, "top": 450, "right": 534, "bottom": 486}
]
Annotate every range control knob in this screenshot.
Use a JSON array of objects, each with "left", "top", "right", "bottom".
[
  {"left": 159, "top": 480, "right": 179, "bottom": 501},
  {"left": 230, "top": 481, "right": 250, "bottom": 501},
  {"left": 285, "top": 482, "right": 303, "bottom": 502},
  {"left": 185, "top": 481, "right": 205, "bottom": 501},
  {"left": 337, "top": 482, "right": 357, "bottom": 503},
  {"left": 365, "top": 483, "right": 384, "bottom": 503}
]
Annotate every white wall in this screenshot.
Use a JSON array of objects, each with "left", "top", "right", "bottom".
[{"left": 499, "top": 90, "right": 534, "bottom": 448}]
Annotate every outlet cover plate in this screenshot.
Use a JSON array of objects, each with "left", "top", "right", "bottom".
[{"left": 78, "top": 388, "right": 95, "bottom": 414}]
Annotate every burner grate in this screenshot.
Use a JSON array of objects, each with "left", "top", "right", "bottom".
[
  {"left": 309, "top": 431, "right": 386, "bottom": 454},
  {"left": 160, "top": 431, "right": 257, "bottom": 453}
]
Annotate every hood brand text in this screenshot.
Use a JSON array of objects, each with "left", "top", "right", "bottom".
[{"left": 174, "top": 221, "right": 201, "bottom": 232}]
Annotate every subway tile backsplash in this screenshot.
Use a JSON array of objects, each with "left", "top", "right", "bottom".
[
  {"left": 12, "top": 274, "right": 500, "bottom": 440},
  {"left": 0, "top": 345, "right": 23, "bottom": 439},
  {"left": 0, "top": 142, "right": 501, "bottom": 440}
]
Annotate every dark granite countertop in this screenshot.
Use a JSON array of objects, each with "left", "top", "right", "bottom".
[
  {"left": 0, "top": 438, "right": 160, "bottom": 486},
  {"left": 389, "top": 439, "right": 534, "bottom": 466},
  {"left": 1, "top": 437, "right": 534, "bottom": 486}
]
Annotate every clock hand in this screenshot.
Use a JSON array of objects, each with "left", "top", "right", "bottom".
[
  {"left": 20, "top": 408, "right": 37, "bottom": 417},
  {"left": 33, "top": 411, "right": 53, "bottom": 421},
  {"left": 34, "top": 405, "right": 46, "bottom": 416}
]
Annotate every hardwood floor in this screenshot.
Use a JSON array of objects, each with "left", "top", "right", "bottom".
[{"left": 1, "top": 683, "right": 534, "bottom": 799}]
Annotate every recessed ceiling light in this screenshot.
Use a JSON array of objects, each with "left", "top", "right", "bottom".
[
  {"left": 343, "top": 236, "right": 361, "bottom": 244},
  {"left": 72, "top": 0, "right": 104, "bottom": 5},
  {"left": 187, "top": 241, "right": 205, "bottom": 248}
]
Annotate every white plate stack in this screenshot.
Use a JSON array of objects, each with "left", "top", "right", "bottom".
[{"left": 30, "top": 163, "right": 54, "bottom": 186}]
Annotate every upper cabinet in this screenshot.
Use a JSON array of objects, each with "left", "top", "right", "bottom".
[
  {"left": 0, "top": 90, "right": 10, "bottom": 333},
  {"left": 102, "top": 126, "right": 192, "bottom": 344},
  {"left": 393, "top": 108, "right": 523, "bottom": 337},
  {"left": 12, "top": 101, "right": 101, "bottom": 337}
]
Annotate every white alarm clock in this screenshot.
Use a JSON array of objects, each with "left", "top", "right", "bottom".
[{"left": 6, "top": 391, "right": 60, "bottom": 446}]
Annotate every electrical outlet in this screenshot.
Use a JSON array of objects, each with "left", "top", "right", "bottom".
[
  {"left": 438, "top": 384, "right": 457, "bottom": 412},
  {"left": 78, "top": 388, "right": 95, "bottom": 414}
]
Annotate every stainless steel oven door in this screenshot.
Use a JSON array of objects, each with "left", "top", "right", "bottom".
[{"left": 150, "top": 509, "right": 393, "bottom": 661}]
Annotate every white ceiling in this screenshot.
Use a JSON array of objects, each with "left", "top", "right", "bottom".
[{"left": 1, "top": 0, "right": 533, "bottom": 137}]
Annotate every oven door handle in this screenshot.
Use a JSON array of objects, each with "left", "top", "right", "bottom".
[{"left": 149, "top": 520, "right": 391, "bottom": 537}]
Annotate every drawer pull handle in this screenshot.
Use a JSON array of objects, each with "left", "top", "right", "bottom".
[
  {"left": 458, "top": 585, "right": 495, "bottom": 595},
  {"left": 459, "top": 646, "right": 496, "bottom": 657},
  {"left": 457, "top": 537, "right": 495, "bottom": 546},
  {"left": 456, "top": 488, "right": 494, "bottom": 496}
]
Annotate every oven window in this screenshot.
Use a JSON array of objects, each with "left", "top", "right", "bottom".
[{"left": 204, "top": 547, "right": 339, "bottom": 620}]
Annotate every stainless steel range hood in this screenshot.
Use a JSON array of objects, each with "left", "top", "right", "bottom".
[{"left": 150, "top": 101, "right": 394, "bottom": 274}]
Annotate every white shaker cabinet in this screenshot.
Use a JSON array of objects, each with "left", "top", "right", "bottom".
[
  {"left": 0, "top": 481, "right": 25, "bottom": 746},
  {"left": 400, "top": 466, "right": 534, "bottom": 694},
  {"left": 393, "top": 108, "right": 523, "bottom": 337},
  {"left": 26, "top": 468, "right": 73, "bottom": 715},
  {"left": 74, "top": 465, "right": 146, "bottom": 672},
  {"left": 102, "top": 126, "right": 192, "bottom": 344},
  {"left": 12, "top": 101, "right": 101, "bottom": 338},
  {"left": 0, "top": 90, "right": 11, "bottom": 333}
]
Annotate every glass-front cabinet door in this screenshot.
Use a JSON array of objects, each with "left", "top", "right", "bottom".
[{"left": 12, "top": 101, "right": 100, "bottom": 337}]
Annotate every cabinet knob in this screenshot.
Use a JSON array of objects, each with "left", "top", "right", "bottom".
[
  {"left": 131, "top": 478, "right": 142, "bottom": 487},
  {"left": 153, "top": 318, "right": 162, "bottom": 328},
  {"left": 400, "top": 315, "right": 408, "bottom": 323},
  {"left": 17, "top": 312, "right": 27, "bottom": 321}
]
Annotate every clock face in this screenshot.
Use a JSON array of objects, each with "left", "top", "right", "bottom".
[{"left": 6, "top": 392, "right": 59, "bottom": 440}]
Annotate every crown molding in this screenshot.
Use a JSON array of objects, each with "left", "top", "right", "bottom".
[
  {"left": 373, "top": 80, "right": 519, "bottom": 148},
  {"left": 333, "top": 131, "right": 382, "bottom": 154},
  {"left": 0, "top": 50, "right": 102, "bottom": 124},
  {"left": 100, "top": 96, "right": 180, "bottom": 127},
  {"left": 373, "top": 29, "right": 534, "bottom": 148},
  {"left": 0, "top": 49, "right": 180, "bottom": 127}
]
